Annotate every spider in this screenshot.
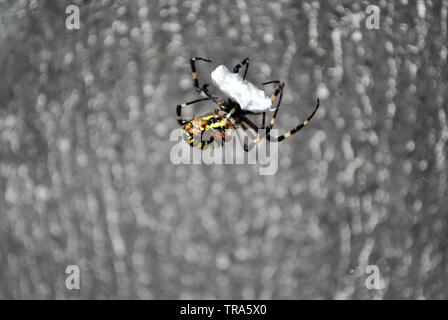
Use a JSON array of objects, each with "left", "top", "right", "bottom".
[{"left": 176, "top": 57, "right": 320, "bottom": 151}]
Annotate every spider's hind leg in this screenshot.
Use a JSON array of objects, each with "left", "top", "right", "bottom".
[
  {"left": 263, "top": 80, "right": 285, "bottom": 134},
  {"left": 267, "top": 99, "right": 320, "bottom": 142}
]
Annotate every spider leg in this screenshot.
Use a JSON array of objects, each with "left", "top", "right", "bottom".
[
  {"left": 241, "top": 81, "right": 285, "bottom": 151},
  {"left": 238, "top": 115, "right": 259, "bottom": 132},
  {"left": 220, "top": 110, "right": 259, "bottom": 152},
  {"left": 263, "top": 80, "right": 285, "bottom": 134},
  {"left": 190, "top": 57, "right": 212, "bottom": 97},
  {"left": 267, "top": 99, "right": 320, "bottom": 142},
  {"left": 233, "top": 57, "right": 250, "bottom": 80},
  {"left": 233, "top": 116, "right": 262, "bottom": 152},
  {"left": 239, "top": 116, "right": 260, "bottom": 141},
  {"left": 261, "top": 112, "right": 266, "bottom": 129},
  {"left": 234, "top": 126, "right": 251, "bottom": 152},
  {"left": 176, "top": 97, "right": 211, "bottom": 126}
]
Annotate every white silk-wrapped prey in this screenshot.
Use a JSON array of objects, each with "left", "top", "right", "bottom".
[{"left": 211, "top": 65, "right": 274, "bottom": 112}]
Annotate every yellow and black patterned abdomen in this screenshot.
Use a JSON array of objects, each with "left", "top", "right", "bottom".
[{"left": 183, "top": 110, "right": 234, "bottom": 150}]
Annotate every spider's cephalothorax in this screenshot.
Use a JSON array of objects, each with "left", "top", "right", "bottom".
[{"left": 176, "top": 57, "right": 320, "bottom": 152}]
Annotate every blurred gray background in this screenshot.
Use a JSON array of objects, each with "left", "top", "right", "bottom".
[{"left": 1, "top": 0, "right": 447, "bottom": 299}]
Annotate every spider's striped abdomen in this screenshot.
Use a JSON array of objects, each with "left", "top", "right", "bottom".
[{"left": 183, "top": 110, "right": 234, "bottom": 150}]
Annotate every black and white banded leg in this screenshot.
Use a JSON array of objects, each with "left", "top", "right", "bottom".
[
  {"left": 267, "top": 99, "right": 320, "bottom": 142},
  {"left": 176, "top": 97, "right": 211, "bottom": 126},
  {"left": 233, "top": 57, "right": 250, "bottom": 80},
  {"left": 190, "top": 57, "right": 213, "bottom": 97},
  {"left": 242, "top": 80, "right": 285, "bottom": 151}
]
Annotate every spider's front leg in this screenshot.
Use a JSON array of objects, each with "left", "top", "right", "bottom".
[
  {"left": 190, "top": 57, "right": 212, "bottom": 97},
  {"left": 176, "top": 97, "right": 211, "bottom": 126},
  {"left": 233, "top": 57, "right": 250, "bottom": 80}
]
